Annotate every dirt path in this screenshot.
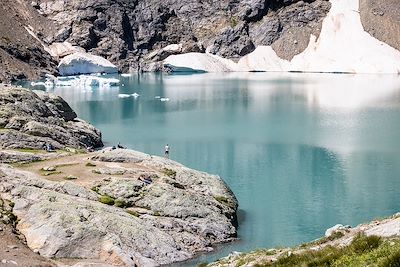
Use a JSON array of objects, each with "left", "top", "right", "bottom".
[{"left": 18, "top": 151, "right": 160, "bottom": 188}]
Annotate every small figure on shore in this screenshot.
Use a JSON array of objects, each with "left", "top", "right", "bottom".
[
  {"left": 43, "top": 143, "right": 55, "bottom": 152},
  {"left": 117, "top": 142, "right": 126, "bottom": 149},
  {"left": 164, "top": 144, "right": 170, "bottom": 158}
]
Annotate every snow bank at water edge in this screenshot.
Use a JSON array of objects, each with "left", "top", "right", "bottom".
[
  {"left": 59, "top": 52, "right": 118, "bottom": 76},
  {"left": 164, "top": 0, "right": 400, "bottom": 74}
]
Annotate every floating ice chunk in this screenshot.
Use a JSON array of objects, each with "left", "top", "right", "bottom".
[
  {"left": 31, "top": 82, "right": 47, "bottom": 87},
  {"left": 52, "top": 75, "right": 120, "bottom": 88},
  {"left": 160, "top": 97, "right": 170, "bottom": 102},
  {"left": 131, "top": 93, "right": 140, "bottom": 98},
  {"left": 121, "top": 73, "right": 132, "bottom": 77},
  {"left": 118, "top": 94, "right": 131, "bottom": 98},
  {"left": 155, "top": 96, "right": 161, "bottom": 99}
]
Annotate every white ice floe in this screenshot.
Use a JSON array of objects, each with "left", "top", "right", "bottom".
[
  {"left": 164, "top": 0, "right": 400, "bottom": 74},
  {"left": 131, "top": 93, "right": 140, "bottom": 98},
  {"left": 160, "top": 97, "right": 170, "bottom": 102},
  {"left": 155, "top": 96, "right": 161, "bottom": 99},
  {"left": 58, "top": 52, "right": 118, "bottom": 76},
  {"left": 118, "top": 94, "right": 131, "bottom": 98},
  {"left": 121, "top": 73, "right": 132, "bottom": 77},
  {"left": 33, "top": 75, "right": 120, "bottom": 89}
]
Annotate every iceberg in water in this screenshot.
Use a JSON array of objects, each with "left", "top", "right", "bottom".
[
  {"left": 35, "top": 75, "right": 121, "bottom": 89},
  {"left": 118, "top": 94, "right": 131, "bottom": 98}
]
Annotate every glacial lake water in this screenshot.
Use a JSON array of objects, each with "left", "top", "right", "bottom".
[{"left": 31, "top": 72, "right": 400, "bottom": 266}]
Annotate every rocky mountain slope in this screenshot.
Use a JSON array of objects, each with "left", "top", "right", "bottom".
[
  {"left": 0, "top": 0, "right": 399, "bottom": 81},
  {"left": 0, "top": 0, "right": 57, "bottom": 82}
]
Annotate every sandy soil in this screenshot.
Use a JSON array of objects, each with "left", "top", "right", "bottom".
[
  {"left": 18, "top": 151, "right": 160, "bottom": 188},
  {"left": 0, "top": 222, "right": 55, "bottom": 267}
]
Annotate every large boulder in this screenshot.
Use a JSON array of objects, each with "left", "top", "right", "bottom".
[
  {"left": 0, "top": 87, "right": 103, "bottom": 149},
  {"left": 58, "top": 52, "right": 118, "bottom": 76}
]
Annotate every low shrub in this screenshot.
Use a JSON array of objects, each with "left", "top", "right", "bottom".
[
  {"left": 162, "top": 168, "right": 176, "bottom": 178},
  {"left": 350, "top": 233, "right": 382, "bottom": 253},
  {"left": 126, "top": 210, "right": 140, "bottom": 217},
  {"left": 99, "top": 195, "right": 115, "bottom": 205}
]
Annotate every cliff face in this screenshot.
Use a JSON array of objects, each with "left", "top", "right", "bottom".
[
  {"left": 37, "top": 0, "right": 330, "bottom": 71},
  {"left": 0, "top": 0, "right": 399, "bottom": 80},
  {"left": 0, "top": 0, "right": 331, "bottom": 79}
]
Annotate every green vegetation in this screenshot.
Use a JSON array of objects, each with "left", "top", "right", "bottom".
[
  {"left": 301, "top": 231, "right": 345, "bottom": 248},
  {"left": 126, "top": 210, "right": 140, "bottom": 217},
  {"left": 214, "top": 196, "right": 231, "bottom": 206},
  {"left": 153, "top": 211, "right": 161, "bottom": 217},
  {"left": 114, "top": 199, "right": 130, "bottom": 208},
  {"left": 99, "top": 195, "right": 115, "bottom": 205},
  {"left": 250, "top": 233, "right": 397, "bottom": 267},
  {"left": 229, "top": 17, "right": 239, "bottom": 28},
  {"left": 64, "top": 175, "right": 78, "bottom": 180},
  {"left": 91, "top": 186, "right": 100, "bottom": 193},
  {"left": 162, "top": 168, "right": 177, "bottom": 178},
  {"left": 85, "top": 162, "right": 97, "bottom": 167}
]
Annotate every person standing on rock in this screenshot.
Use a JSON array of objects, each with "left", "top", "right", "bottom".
[{"left": 165, "top": 144, "right": 170, "bottom": 158}]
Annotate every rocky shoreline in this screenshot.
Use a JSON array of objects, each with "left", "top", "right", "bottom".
[
  {"left": 0, "top": 87, "right": 238, "bottom": 266},
  {"left": 206, "top": 214, "right": 400, "bottom": 266}
]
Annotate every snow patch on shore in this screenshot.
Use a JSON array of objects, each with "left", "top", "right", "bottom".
[
  {"left": 59, "top": 52, "right": 118, "bottom": 76},
  {"left": 164, "top": 0, "right": 400, "bottom": 74}
]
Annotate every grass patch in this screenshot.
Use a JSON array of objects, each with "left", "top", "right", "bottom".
[
  {"left": 214, "top": 195, "right": 229, "bottom": 204},
  {"left": 153, "top": 211, "right": 161, "bottom": 217},
  {"left": 91, "top": 186, "right": 100, "bottom": 193},
  {"left": 252, "top": 233, "right": 391, "bottom": 267},
  {"left": 64, "top": 175, "right": 78, "bottom": 180},
  {"left": 85, "top": 162, "right": 97, "bottom": 167},
  {"left": 99, "top": 195, "right": 115, "bottom": 205},
  {"left": 302, "top": 231, "right": 345, "bottom": 248},
  {"left": 114, "top": 199, "right": 130, "bottom": 208},
  {"left": 126, "top": 210, "right": 140, "bottom": 217},
  {"left": 162, "top": 168, "right": 176, "bottom": 178}
]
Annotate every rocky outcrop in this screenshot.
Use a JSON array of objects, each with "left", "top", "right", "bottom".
[
  {"left": 58, "top": 52, "right": 118, "bottom": 75},
  {"left": 0, "top": 87, "right": 103, "bottom": 149},
  {"left": 0, "top": 148, "right": 238, "bottom": 266}
]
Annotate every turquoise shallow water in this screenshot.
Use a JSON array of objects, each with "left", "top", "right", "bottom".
[{"left": 38, "top": 73, "right": 400, "bottom": 265}]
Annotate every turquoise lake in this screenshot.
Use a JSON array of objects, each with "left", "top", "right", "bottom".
[{"left": 42, "top": 72, "right": 400, "bottom": 266}]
